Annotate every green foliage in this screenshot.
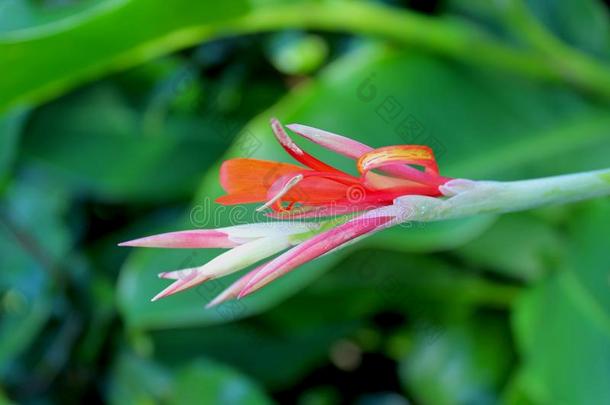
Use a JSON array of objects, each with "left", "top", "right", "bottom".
[
  {"left": 0, "top": 177, "right": 72, "bottom": 375},
  {"left": 513, "top": 200, "right": 610, "bottom": 404},
  {"left": 399, "top": 314, "right": 514, "bottom": 405},
  {"left": 0, "top": 108, "right": 28, "bottom": 182},
  {"left": 108, "top": 353, "right": 271, "bottom": 404},
  {"left": 0, "top": 0, "right": 250, "bottom": 112},
  {"left": 1, "top": 0, "right": 609, "bottom": 403}
]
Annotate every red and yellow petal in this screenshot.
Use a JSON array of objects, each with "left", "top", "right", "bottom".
[
  {"left": 357, "top": 145, "right": 437, "bottom": 173},
  {"left": 356, "top": 145, "right": 450, "bottom": 187}
]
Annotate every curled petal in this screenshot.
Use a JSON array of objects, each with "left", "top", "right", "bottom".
[
  {"left": 358, "top": 145, "right": 438, "bottom": 174},
  {"left": 118, "top": 230, "right": 238, "bottom": 249},
  {"left": 365, "top": 172, "right": 427, "bottom": 189},
  {"left": 257, "top": 174, "right": 304, "bottom": 212},
  {"left": 238, "top": 215, "right": 394, "bottom": 298},
  {"left": 363, "top": 172, "right": 442, "bottom": 196},
  {"left": 151, "top": 236, "right": 291, "bottom": 301},
  {"left": 358, "top": 145, "right": 449, "bottom": 186},
  {"left": 288, "top": 123, "right": 444, "bottom": 183},
  {"left": 271, "top": 118, "right": 344, "bottom": 174}
]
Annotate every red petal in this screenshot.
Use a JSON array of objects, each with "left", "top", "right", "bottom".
[
  {"left": 271, "top": 118, "right": 347, "bottom": 174},
  {"left": 262, "top": 171, "right": 364, "bottom": 212}
]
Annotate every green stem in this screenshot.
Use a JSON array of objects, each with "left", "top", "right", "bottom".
[
  {"left": 225, "top": 2, "right": 553, "bottom": 77},
  {"left": 501, "top": 0, "right": 610, "bottom": 97},
  {"left": 292, "top": 168, "right": 610, "bottom": 240},
  {"left": 401, "top": 168, "right": 610, "bottom": 221},
  {"left": 5, "top": 1, "right": 610, "bottom": 112},
  {"left": 212, "top": 1, "right": 610, "bottom": 98}
]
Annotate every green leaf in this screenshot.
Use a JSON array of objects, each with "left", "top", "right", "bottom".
[
  {"left": 453, "top": 212, "right": 563, "bottom": 281},
  {"left": 108, "top": 352, "right": 272, "bottom": 405},
  {"left": 152, "top": 319, "right": 358, "bottom": 389},
  {"left": 267, "top": 31, "right": 329, "bottom": 75},
  {"left": 501, "top": 371, "right": 538, "bottom": 405},
  {"left": 272, "top": 250, "right": 519, "bottom": 328},
  {"left": 0, "top": 0, "right": 250, "bottom": 112},
  {"left": 399, "top": 314, "right": 514, "bottom": 405},
  {"left": 169, "top": 359, "right": 272, "bottom": 405},
  {"left": 512, "top": 200, "right": 610, "bottom": 404},
  {"left": 0, "top": 108, "right": 28, "bottom": 181},
  {"left": 162, "top": 322, "right": 356, "bottom": 389},
  {"left": 0, "top": 177, "right": 72, "bottom": 375},
  {"left": 108, "top": 352, "right": 172, "bottom": 405},
  {"left": 0, "top": 387, "right": 14, "bottom": 405},
  {"left": 21, "top": 83, "right": 229, "bottom": 201},
  {"left": 526, "top": 0, "right": 610, "bottom": 58},
  {"left": 145, "top": 250, "right": 516, "bottom": 388},
  {"left": 118, "top": 44, "right": 610, "bottom": 330},
  {"left": 364, "top": 215, "right": 496, "bottom": 253},
  {"left": 449, "top": 0, "right": 610, "bottom": 59}
]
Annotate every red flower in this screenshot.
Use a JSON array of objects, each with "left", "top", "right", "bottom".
[
  {"left": 120, "top": 119, "right": 451, "bottom": 304},
  {"left": 216, "top": 119, "right": 449, "bottom": 218}
]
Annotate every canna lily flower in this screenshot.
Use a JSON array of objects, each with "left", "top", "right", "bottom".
[
  {"left": 119, "top": 118, "right": 452, "bottom": 306},
  {"left": 217, "top": 119, "right": 450, "bottom": 218}
]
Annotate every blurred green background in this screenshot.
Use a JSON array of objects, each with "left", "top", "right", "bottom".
[{"left": 1, "top": 0, "right": 610, "bottom": 404}]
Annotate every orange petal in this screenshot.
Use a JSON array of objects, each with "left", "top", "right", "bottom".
[
  {"left": 219, "top": 158, "right": 305, "bottom": 193},
  {"left": 217, "top": 158, "right": 305, "bottom": 204},
  {"left": 216, "top": 192, "right": 268, "bottom": 205}
]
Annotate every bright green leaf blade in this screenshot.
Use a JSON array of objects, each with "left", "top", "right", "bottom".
[
  {"left": 169, "top": 359, "right": 272, "bottom": 405},
  {"left": 527, "top": 0, "right": 610, "bottom": 58},
  {"left": 148, "top": 251, "right": 515, "bottom": 389},
  {"left": 513, "top": 200, "right": 610, "bottom": 404},
  {"left": 108, "top": 352, "right": 173, "bottom": 405},
  {"left": 21, "top": 83, "right": 229, "bottom": 201},
  {"left": 0, "top": 177, "right": 73, "bottom": 375},
  {"left": 0, "top": 108, "right": 28, "bottom": 181},
  {"left": 449, "top": 0, "right": 610, "bottom": 59},
  {"left": 0, "top": 0, "right": 250, "bottom": 112},
  {"left": 108, "top": 352, "right": 272, "bottom": 404},
  {"left": 399, "top": 315, "right": 514, "bottom": 405},
  {"left": 453, "top": 212, "right": 563, "bottom": 281}
]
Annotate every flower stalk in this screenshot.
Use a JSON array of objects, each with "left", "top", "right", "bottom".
[{"left": 394, "top": 168, "right": 610, "bottom": 223}]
